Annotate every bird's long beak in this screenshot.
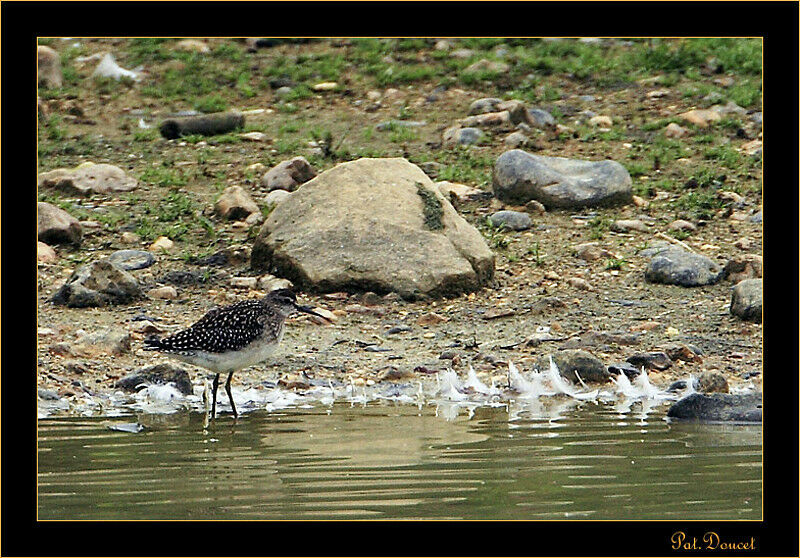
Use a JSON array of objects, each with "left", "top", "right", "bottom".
[{"left": 295, "top": 303, "right": 327, "bottom": 320}]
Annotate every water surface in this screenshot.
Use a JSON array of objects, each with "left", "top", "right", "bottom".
[{"left": 38, "top": 400, "right": 762, "bottom": 520}]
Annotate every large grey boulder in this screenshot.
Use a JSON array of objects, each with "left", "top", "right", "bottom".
[
  {"left": 492, "top": 149, "right": 632, "bottom": 208},
  {"left": 667, "top": 392, "right": 762, "bottom": 422},
  {"left": 644, "top": 246, "right": 723, "bottom": 287},
  {"left": 52, "top": 259, "right": 142, "bottom": 307},
  {"left": 251, "top": 157, "right": 495, "bottom": 299},
  {"left": 730, "top": 278, "right": 762, "bottom": 322}
]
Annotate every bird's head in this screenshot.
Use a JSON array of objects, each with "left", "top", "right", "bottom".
[{"left": 266, "top": 288, "right": 325, "bottom": 319}]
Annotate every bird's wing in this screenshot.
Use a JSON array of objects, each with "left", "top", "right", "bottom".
[{"left": 158, "top": 300, "right": 269, "bottom": 353}]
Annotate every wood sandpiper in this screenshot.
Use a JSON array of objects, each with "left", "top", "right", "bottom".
[{"left": 144, "top": 288, "right": 324, "bottom": 418}]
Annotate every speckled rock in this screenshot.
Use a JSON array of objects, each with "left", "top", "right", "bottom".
[
  {"left": 106, "top": 250, "right": 155, "bottom": 271},
  {"left": 443, "top": 126, "right": 484, "bottom": 146}
]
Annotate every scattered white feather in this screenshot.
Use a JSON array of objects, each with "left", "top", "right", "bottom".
[
  {"left": 463, "top": 365, "right": 501, "bottom": 396},
  {"left": 438, "top": 369, "right": 467, "bottom": 401},
  {"left": 508, "top": 361, "right": 535, "bottom": 394},
  {"left": 92, "top": 53, "right": 141, "bottom": 81},
  {"left": 610, "top": 372, "right": 642, "bottom": 398}
]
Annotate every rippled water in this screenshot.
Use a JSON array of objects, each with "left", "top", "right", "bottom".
[{"left": 38, "top": 400, "right": 761, "bottom": 520}]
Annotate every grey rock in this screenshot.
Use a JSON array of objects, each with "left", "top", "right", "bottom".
[
  {"left": 626, "top": 351, "right": 672, "bottom": 371},
  {"left": 116, "top": 363, "right": 194, "bottom": 395},
  {"left": 528, "top": 108, "right": 555, "bottom": 128},
  {"left": 468, "top": 97, "right": 503, "bottom": 115},
  {"left": 52, "top": 259, "right": 142, "bottom": 307},
  {"left": 106, "top": 250, "right": 155, "bottom": 271},
  {"left": 251, "top": 157, "right": 495, "bottom": 299},
  {"left": 607, "top": 362, "right": 641, "bottom": 379},
  {"left": 261, "top": 156, "right": 316, "bottom": 192},
  {"left": 215, "top": 185, "right": 260, "bottom": 220},
  {"left": 536, "top": 349, "right": 609, "bottom": 383},
  {"left": 492, "top": 149, "right": 633, "bottom": 208},
  {"left": 38, "top": 164, "right": 138, "bottom": 195},
  {"left": 730, "top": 278, "right": 762, "bottom": 323},
  {"left": 489, "top": 210, "right": 532, "bottom": 231},
  {"left": 749, "top": 211, "right": 762, "bottom": 223},
  {"left": 667, "top": 392, "right": 762, "bottom": 423},
  {"left": 38, "top": 202, "right": 82, "bottom": 245},
  {"left": 443, "top": 126, "right": 484, "bottom": 146},
  {"left": 274, "top": 86, "right": 293, "bottom": 98},
  {"left": 644, "top": 247, "right": 723, "bottom": 287},
  {"left": 74, "top": 328, "right": 132, "bottom": 355},
  {"left": 503, "top": 131, "right": 529, "bottom": 148}
]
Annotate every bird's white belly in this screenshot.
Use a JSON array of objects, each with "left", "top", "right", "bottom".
[{"left": 174, "top": 329, "right": 284, "bottom": 373}]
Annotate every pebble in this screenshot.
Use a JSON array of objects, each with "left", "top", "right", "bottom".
[
  {"left": 150, "top": 236, "right": 174, "bottom": 252},
  {"left": 489, "top": 210, "right": 532, "bottom": 231},
  {"left": 588, "top": 115, "right": 613, "bottom": 127},
  {"left": 417, "top": 312, "right": 449, "bottom": 326},
  {"left": 567, "top": 277, "right": 594, "bottom": 291},
  {"left": 147, "top": 286, "right": 178, "bottom": 300},
  {"left": 611, "top": 219, "right": 648, "bottom": 233},
  {"left": 664, "top": 122, "right": 688, "bottom": 138},
  {"left": 312, "top": 82, "right": 338, "bottom": 91},
  {"left": 38, "top": 241, "right": 57, "bottom": 263},
  {"left": 230, "top": 277, "right": 258, "bottom": 289},
  {"left": 668, "top": 219, "right": 697, "bottom": 233},
  {"left": 120, "top": 232, "right": 141, "bottom": 244}
]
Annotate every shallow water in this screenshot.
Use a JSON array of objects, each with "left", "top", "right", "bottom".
[{"left": 37, "top": 400, "right": 761, "bottom": 520}]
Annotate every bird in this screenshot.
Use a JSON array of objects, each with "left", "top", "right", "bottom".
[{"left": 144, "top": 288, "right": 325, "bottom": 419}]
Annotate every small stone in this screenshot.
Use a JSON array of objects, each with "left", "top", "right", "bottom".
[
  {"left": 417, "top": 312, "right": 449, "bottom": 326},
  {"left": 611, "top": 219, "right": 648, "bottom": 233},
  {"left": 435, "top": 181, "right": 486, "bottom": 204},
  {"left": 117, "top": 363, "right": 194, "bottom": 395},
  {"left": 246, "top": 162, "right": 267, "bottom": 174},
  {"left": 668, "top": 219, "right": 697, "bottom": 233},
  {"left": 647, "top": 89, "right": 670, "bottom": 99},
  {"left": 723, "top": 254, "right": 762, "bottom": 283},
  {"left": 626, "top": 351, "right": 672, "bottom": 371},
  {"left": 38, "top": 241, "right": 57, "bottom": 263},
  {"left": 631, "top": 195, "right": 648, "bottom": 208},
  {"left": 740, "top": 139, "right": 762, "bottom": 156},
  {"left": 567, "top": 277, "right": 594, "bottom": 291},
  {"left": 483, "top": 307, "right": 515, "bottom": 320},
  {"left": 730, "top": 278, "right": 762, "bottom": 322},
  {"left": 230, "top": 277, "right": 258, "bottom": 289},
  {"left": 38, "top": 163, "right": 138, "bottom": 195},
  {"left": 525, "top": 200, "right": 546, "bottom": 214},
  {"left": 121, "top": 231, "right": 141, "bottom": 244},
  {"left": 106, "top": 250, "right": 156, "bottom": 271},
  {"left": 261, "top": 156, "right": 316, "bottom": 192},
  {"left": 38, "top": 45, "right": 63, "bottom": 88},
  {"left": 147, "top": 286, "right": 178, "bottom": 300},
  {"left": 489, "top": 210, "right": 532, "bottom": 231},
  {"left": 503, "top": 131, "right": 529, "bottom": 148},
  {"left": 215, "top": 185, "right": 260, "bottom": 220},
  {"left": 312, "top": 82, "right": 338, "bottom": 91},
  {"left": 733, "top": 237, "right": 753, "bottom": 251},
  {"left": 664, "top": 122, "right": 688, "bottom": 138},
  {"left": 573, "top": 242, "right": 614, "bottom": 262},
  {"left": 51, "top": 259, "right": 142, "bottom": 307},
  {"left": 697, "top": 371, "right": 729, "bottom": 394},
  {"left": 149, "top": 236, "right": 174, "bottom": 252},
  {"left": 458, "top": 111, "right": 512, "bottom": 128},
  {"left": 443, "top": 126, "right": 484, "bottom": 146},
  {"left": 174, "top": 39, "right": 210, "bottom": 54},
  {"left": 630, "top": 321, "right": 662, "bottom": 332},
  {"left": 588, "top": 115, "right": 613, "bottom": 127},
  {"left": 73, "top": 328, "right": 132, "bottom": 356},
  {"left": 38, "top": 202, "right": 83, "bottom": 245},
  {"left": 527, "top": 108, "right": 556, "bottom": 129},
  {"left": 240, "top": 131, "right": 267, "bottom": 142},
  {"left": 679, "top": 109, "right": 721, "bottom": 128},
  {"left": 257, "top": 274, "right": 293, "bottom": 292},
  {"left": 644, "top": 247, "right": 723, "bottom": 287},
  {"left": 537, "top": 349, "right": 609, "bottom": 383}
]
